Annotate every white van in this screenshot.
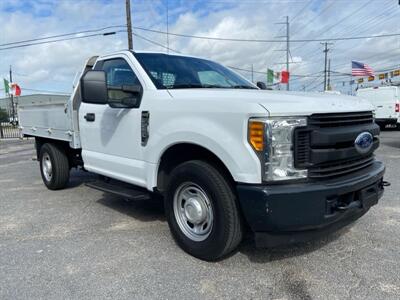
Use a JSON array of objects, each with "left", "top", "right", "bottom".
[{"left": 357, "top": 86, "right": 400, "bottom": 128}]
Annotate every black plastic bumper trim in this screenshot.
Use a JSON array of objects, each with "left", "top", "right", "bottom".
[{"left": 236, "top": 161, "right": 385, "bottom": 247}]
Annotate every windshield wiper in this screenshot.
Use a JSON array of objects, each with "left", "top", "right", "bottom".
[
  {"left": 232, "top": 85, "right": 258, "bottom": 89},
  {"left": 202, "top": 84, "right": 228, "bottom": 88},
  {"left": 171, "top": 83, "right": 204, "bottom": 89},
  {"left": 171, "top": 83, "right": 227, "bottom": 89}
]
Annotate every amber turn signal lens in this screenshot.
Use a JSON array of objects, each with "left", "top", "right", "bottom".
[{"left": 248, "top": 121, "right": 264, "bottom": 151}]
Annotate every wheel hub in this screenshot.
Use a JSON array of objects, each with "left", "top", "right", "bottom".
[
  {"left": 184, "top": 198, "right": 207, "bottom": 224},
  {"left": 42, "top": 153, "right": 52, "bottom": 182},
  {"left": 173, "top": 182, "right": 214, "bottom": 242}
]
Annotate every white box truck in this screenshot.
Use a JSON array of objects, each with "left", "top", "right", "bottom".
[
  {"left": 357, "top": 86, "right": 400, "bottom": 128},
  {"left": 18, "top": 51, "right": 387, "bottom": 260}
]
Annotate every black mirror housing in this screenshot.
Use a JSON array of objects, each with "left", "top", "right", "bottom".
[
  {"left": 81, "top": 70, "right": 108, "bottom": 104},
  {"left": 256, "top": 81, "right": 267, "bottom": 90}
]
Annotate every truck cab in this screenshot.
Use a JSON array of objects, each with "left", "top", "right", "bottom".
[{"left": 18, "top": 50, "right": 386, "bottom": 260}]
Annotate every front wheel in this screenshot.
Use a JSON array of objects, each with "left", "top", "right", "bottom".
[
  {"left": 165, "top": 160, "right": 243, "bottom": 261},
  {"left": 39, "top": 143, "right": 70, "bottom": 190}
]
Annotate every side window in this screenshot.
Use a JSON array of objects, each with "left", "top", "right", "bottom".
[{"left": 98, "top": 58, "right": 142, "bottom": 104}]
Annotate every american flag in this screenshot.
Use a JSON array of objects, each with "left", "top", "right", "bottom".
[{"left": 352, "top": 61, "right": 374, "bottom": 76}]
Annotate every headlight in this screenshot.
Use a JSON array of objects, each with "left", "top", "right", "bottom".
[{"left": 248, "top": 117, "right": 307, "bottom": 181}]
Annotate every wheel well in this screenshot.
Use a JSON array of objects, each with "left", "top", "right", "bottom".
[
  {"left": 157, "top": 143, "right": 235, "bottom": 193},
  {"left": 35, "top": 137, "right": 82, "bottom": 167}
]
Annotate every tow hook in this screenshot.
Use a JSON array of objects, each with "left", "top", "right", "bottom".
[{"left": 381, "top": 181, "right": 391, "bottom": 188}]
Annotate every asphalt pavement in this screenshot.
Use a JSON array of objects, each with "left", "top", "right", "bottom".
[{"left": 0, "top": 131, "right": 399, "bottom": 299}]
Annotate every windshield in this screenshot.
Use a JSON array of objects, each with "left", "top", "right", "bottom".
[{"left": 134, "top": 53, "right": 257, "bottom": 90}]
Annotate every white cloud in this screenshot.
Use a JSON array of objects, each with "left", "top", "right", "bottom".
[{"left": 0, "top": 0, "right": 399, "bottom": 95}]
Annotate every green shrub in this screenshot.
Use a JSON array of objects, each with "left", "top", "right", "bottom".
[{"left": 0, "top": 108, "right": 9, "bottom": 122}]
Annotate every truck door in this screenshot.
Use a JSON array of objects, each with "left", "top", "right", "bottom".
[
  {"left": 375, "top": 88, "right": 395, "bottom": 120},
  {"left": 79, "top": 57, "right": 146, "bottom": 187}
]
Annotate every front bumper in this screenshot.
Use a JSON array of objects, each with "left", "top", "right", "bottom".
[
  {"left": 375, "top": 118, "right": 398, "bottom": 125},
  {"left": 236, "top": 161, "right": 385, "bottom": 247}
]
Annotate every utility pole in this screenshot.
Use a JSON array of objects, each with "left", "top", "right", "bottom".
[
  {"left": 327, "top": 59, "right": 331, "bottom": 90},
  {"left": 9, "top": 65, "right": 15, "bottom": 122},
  {"left": 275, "top": 16, "right": 290, "bottom": 90},
  {"left": 321, "top": 42, "right": 333, "bottom": 91},
  {"left": 251, "top": 64, "right": 254, "bottom": 83},
  {"left": 166, "top": 0, "right": 169, "bottom": 53},
  {"left": 126, "top": 0, "right": 133, "bottom": 50}
]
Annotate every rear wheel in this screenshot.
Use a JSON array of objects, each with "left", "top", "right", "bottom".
[
  {"left": 165, "top": 160, "right": 243, "bottom": 261},
  {"left": 39, "top": 143, "right": 70, "bottom": 190}
]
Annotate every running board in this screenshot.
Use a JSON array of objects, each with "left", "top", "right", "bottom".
[{"left": 85, "top": 180, "right": 151, "bottom": 201}]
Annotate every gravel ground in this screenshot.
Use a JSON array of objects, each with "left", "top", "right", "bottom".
[{"left": 0, "top": 132, "right": 399, "bottom": 300}]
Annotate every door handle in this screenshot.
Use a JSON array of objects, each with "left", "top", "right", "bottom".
[{"left": 84, "top": 113, "right": 95, "bottom": 122}]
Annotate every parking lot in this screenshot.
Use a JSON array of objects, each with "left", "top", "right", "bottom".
[{"left": 0, "top": 131, "right": 399, "bottom": 300}]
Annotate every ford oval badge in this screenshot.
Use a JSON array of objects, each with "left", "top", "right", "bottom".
[{"left": 354, "top": 132, "right": 373, "bottom": 154}]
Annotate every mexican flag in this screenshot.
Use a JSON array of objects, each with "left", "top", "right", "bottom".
[
  {"left": 3, "top": 79, "right": 21, "bottom": 96},
  {"left": 266, "top": 70, "right": 290, "bottom": 84}
]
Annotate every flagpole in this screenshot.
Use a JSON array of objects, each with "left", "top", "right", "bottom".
[{"left": 9, "top": 65, "right": 15, "bottom": 124}]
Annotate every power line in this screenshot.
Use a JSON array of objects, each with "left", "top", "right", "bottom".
[
  {"left": 132, "top": 26, "right": 400, "bottom": 43},
  {"left": 291, "top": 0, "right": 314, "bottom": 22},
  {"left": 0, "top": 25, "right": 126, "bottom": 47},
  {"left": 132, "top": 32, "right": 325, "bottom": 80},
  {"left": 0, "top": 31, "right": 123, "bottom": 50},
  {"left": 133, "top": 32, "right": 181, "bottom": 53},
  {"left": 2, "top": 24, "right": 400, "bottom": 52},
  {"left": 292, "top": 0, "right": 373, "bottom": 54},
  {"left": 291, "top": 0, "right": 336, "bottom": 37},
  {"left": 331, "top": 2, "right": 396, "bottom": 40},
  {"left": 317, "top": 0, "right": 374, "bottom": 39}
]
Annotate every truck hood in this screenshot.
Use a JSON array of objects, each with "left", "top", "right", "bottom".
[{"left": 169, "top": 89, "right": 374, "bottom": 116}]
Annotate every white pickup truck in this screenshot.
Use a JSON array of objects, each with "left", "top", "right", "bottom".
[{"left": 18, "top": 50, "right": 386, "bottom": 260}]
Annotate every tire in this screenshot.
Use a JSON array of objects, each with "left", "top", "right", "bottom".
[
  {"left": 165, "top": 160, "right": 243, "bottom": 261},
  {"left": 39, "top": 143, "right": 70, "bottom": 190}
]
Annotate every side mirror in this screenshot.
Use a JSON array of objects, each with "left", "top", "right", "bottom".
[
  {"left": 256, "top": 81, "right": 267, "bottom": 90},
  {"left": 81, "top": 70, "right": 108, "bottom": 104}
]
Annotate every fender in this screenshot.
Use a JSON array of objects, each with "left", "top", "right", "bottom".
[{"left": 143, "top": 114, "right": 263, "bottom": 189}]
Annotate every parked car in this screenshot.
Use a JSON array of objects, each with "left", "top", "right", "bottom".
[
  {"left": 18, "top": 51, "right": 386, "bottom": 260},
  {"left": 357, "top": 86, "right": 400, "bottom": 128}
]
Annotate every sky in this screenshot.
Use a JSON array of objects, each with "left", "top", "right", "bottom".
[{"left": 0, "top": 0, "right": 399, "bottom": 96}]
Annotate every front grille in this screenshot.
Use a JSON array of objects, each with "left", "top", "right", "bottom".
[
  {"left": 294, "top": 111, "right": 378, "bottom": 179},
  {"left": 308, "top": 111, "right": 374, "bottom": 127},
  {"left": 294, "top": 130, "right": 311, "bottom": 166},
  {"left": 308, "top": 155, "right": 375, "bottom": 179}
]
